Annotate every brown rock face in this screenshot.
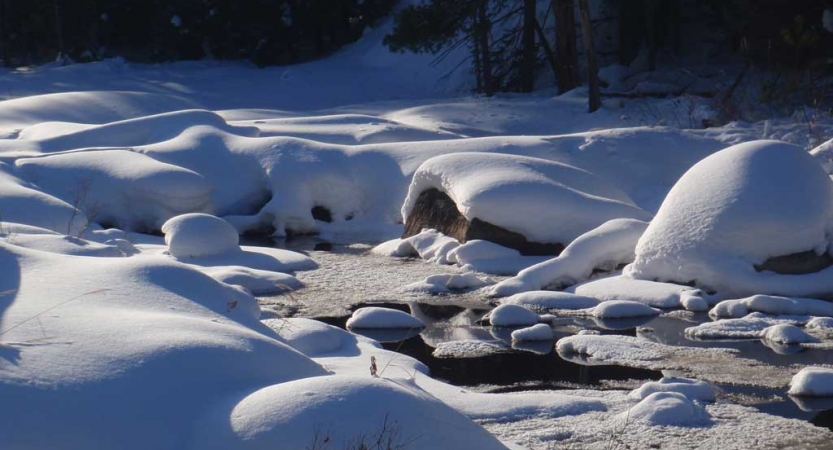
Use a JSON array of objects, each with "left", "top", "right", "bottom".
[
  {"left": 402, "top": 188, "right": 564, "bottom": 256},
  {"left": 755, "top": 250, "right": 833, "bottom": 275}
]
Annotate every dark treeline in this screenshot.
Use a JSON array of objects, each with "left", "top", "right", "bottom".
[
  {"left": 0, "top": 0, "right": 396, "bottom": 67},
  {"left": 385, "top": 0, "right": 833, "bottom": 97}
]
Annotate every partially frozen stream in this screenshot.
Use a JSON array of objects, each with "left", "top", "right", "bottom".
[{"left": 256, "top": 239, "right": 833, "bottom": 433}]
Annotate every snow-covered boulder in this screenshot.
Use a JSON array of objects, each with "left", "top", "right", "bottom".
[
  {"left": 619, "top": 392, "right": 711, "bottom": 427},
  {"left": 162, "top": 213, "right": 240, "bottom": 259},
  {"left": 511, "top": 323, "right": 554, "bottom": 342},
  {"left": 760, "top": 324, "right": 818, "bottom": 345},
  {"left": 568, "top": 275, "right": 704, "bottom": 309},
  {"left": 488, "top": 304, "right": 541, "bottom": 327},
  {"left": 627, "top": 140, "right": 833, "bottom": 297},
  {"left": 789, "top": 367, "right": 833, "bottom": 397},
  {"left": 403, "top": 273, "right": 491, "bottom": 294},
  {"left": 710, "top": 295, "right": 833, "bottom": 319},
  {"left": 592, "top": 300, "right": 661, "bottom": 319},
  {"left": 402, "top": 153, "right": 651, "bottom": 255},
  {"left": 629, "top": 378, "right": 716, "bottom": 403},
  {"left": 346, "top": 307, "right": 425, "bottom": 330}
]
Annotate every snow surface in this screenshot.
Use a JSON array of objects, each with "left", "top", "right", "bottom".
[
  {"left": 200, "top": 266, "right": 303, "bottom": 295},
  {"left": 567, "top": 274, "right": 706, "bottom": 309},
  {"left": 629, "top": 378, "right": 716, "bottom": 403},
  {"left": 489, "top": 304, "right": 542, "bottom": 327},
  {"left": 511, "top": 324, "right": 554, "bottom": 342},
  {"left": 403, "top": 273, "right": 492, "bottom": 294},
  {"left": 500, "top": 291, "right": 600, "bottom": 311},
  {"left": 626, "top": 140, "right": 833, "bottom": 297},
  {"left": 710, "top": 295, "right": 833, "bottom": 319},
  {"left": 402, "top": 153, "right": 651, "bottom": 245},
  {"left": 760, "top": 324, "right": 818, "bottom": 345},
  {"left": 346, "top": 307, "right": 425, "bottom": 330},
  {"left": 592, "top": 300, "right": 661, "bottom": 319},
  {"left": 620, "top": 392, "right": 712, "bottom": 427}
]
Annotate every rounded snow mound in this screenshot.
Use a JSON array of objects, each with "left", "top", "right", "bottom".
[
  {"left": 488, "top": 304, "right": 540, "bottom": 327},
  {"left": 789, "top": 367, "right": 833, "bottom": 397},
  {"left": 629, "top": 377, "right": 716, "bottom": 403},
  {"left": 162, "top": 213, "right": 240, "bottom": 258},
  {"left": 402, "top": 153, "right": 651, "bottom": 245},
  {"left": 627, "top": 140, "right": 833, "bottom": 295},
  {"left": 193, "top": 376, "right": 509, "bottom": 450},
  {"left": 760, "top": 324, "right": 817, "bottom": 345},
  {"left": 620, "top": 392, "right": 711, "bottom": 427},
  {"left": 592, "top": 300, "right": 660, "bottom": 319},
  {"left": 501, "top": 291, "right": 600, "bottom": 311},
  {"left": 346, "top": 307, "right": 425, "bottom": 330},
  {"left": 511, "top": 323, "right": 554, "bottom": 342}
]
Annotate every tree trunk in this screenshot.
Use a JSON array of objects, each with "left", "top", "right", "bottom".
[
  {"left": 553, "top": 0, "right": 579, "bottom": 94},
  {"left": 520, "top": 0, "right": 536, "bottom": 92},
  {"left": 578, "top": 0, "right": 600, "bottom": 112},
  {"left": 477, "top": 0, "right": 494, "bottom": 96},
  {"left": 535, "top": 19, "right": 558, "bottom": 83}
]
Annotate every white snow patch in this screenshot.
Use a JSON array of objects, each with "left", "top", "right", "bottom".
[
  {"left": 619, "top": 392, "right": 711, "bottom": 427},
  {"left": 629, "top": 378, "right": 716, "bottom": 403},
  {"left": 568, "top": 274, "right": 704, "bottom": 309},
  {"left": 511, "top": 324, "right": 554, "bottom": 342},
  {"left": 346, "top": 307, "right": 425, "bottom": 330},
  {"left": 760, "top": 324, "right": 818, "bottom": 345},
  {"left": 710, "top": 295, "right": 833, "bottom": 319},
  {"left": 489, "top": 304, "right": 541, "bottom": 327},
  {"left": 592, "top": 300, "right": 661, "bottom": 319},
  {"left": 500, "top": 291, "right": 600, "bottom": 312},
  {"left": 162, "top": 213, "right": 240, "bottom": 258},
  {"left": 789, "top": 367, "right": 833, "bottom": 397}
]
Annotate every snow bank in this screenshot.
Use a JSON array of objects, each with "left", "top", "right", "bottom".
[
  {"left": 448, "top": 239, "right": 521, "bottom": 264},
  {"left": 620, "top": 392, "right": 711, "bottom": 427},
  {"left": 626, "top": 140, "right": 833, "bottom": 297},
  {"left": 264, "top": 317, "right": 350, "bottom": 357},
  {"left": 685, "top": 314, "right": 804, "bottom": 340},
  {"left": 162, "top": 213, "right": 240, "bottom": 258},
  {"left": 567, "top": 275, "right": 705, "bottom": 309},
  {"left": 491, "top": 219, "right": 649, "bottom": 296},
  {"left": 710, "top": 295, "right": 833, "bottom": 319},
  {"left": 511, "top": 323, "right": 554, "bottom": 342},
  {"left": 592, "top": 300, "right": 661, "bottom": 319},
  {"left": 500, "top": 291, "right": 600, "bottom": 311},
  {"left": 489, "top": 304, "right": 541, "bottom": 327},
  {"left": 346, "top": 307, "right": 425, "bottom": 330},
  {"left": 193, "top": 376, "right": 509, "bottom": 450},
  {"left": 16, "top": 149, "right": 213, "bottom": 231},
  {"left": 629, "top": 378, "right": 716, "bottom": 403},
  {"left": 402, "top": 153, "right": 651, "bottom": 246},
  {"left": 0, "top": 163, "right": 87, "bottom": 235},
  {"left": 789, "top": 367, "right": 833, "bottom": 397},
  {"left": 3, "top": 234, "right": 124, "bottom": 257},
  {"left": 556, "top": 335, "right": 662, "bottom": 362}
]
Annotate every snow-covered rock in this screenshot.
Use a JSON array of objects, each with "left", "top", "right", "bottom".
[
  {"left": 760, "top": 324, "right": 818, "bottom": 345},
  {"left": 492, "top": 219, "right": 649, "bottom": 296},
  {"left": 403, "top": 273, "right": 491, "bottom": 294},
  {"left": 448, "top": 239, "right": 521, "bottom": 265},
  {"left": 162, "top": 213, "right": 240, "bottom": 258},
  {"left": 500, "top": 291, "right": 600, "bottom": 311},
  {"left": 629, "top": 378, "right": 716, "bottom": 403},
  {"left": 201, "top": 266, "right": 303, "bottom": 294},
  {"left": 685, "top": 314, "right": 803, "bottom": 340},
  {"left": 789, "top": 367, "right": 833, "bottom": 397},
  {"left": 402, "top": 153, "right": 651, "bottom": 248},
  {"left": 511, "top": 323, "right": 554, "bottom": 342},
  {"left": 568, "top": 275, "right": 704, "bottom": 309},
  {"left": 626, "top": 140, "right": 833, "bottom": 297},
  {"left": 620, "top": 392, "right": 711, "bottom": 427},
  {"left": 592, "top": 300, "right": 661, "bottom": 319},
  {"left": 806, "top": 317, "right": 833, "bottom": 330},
  {"left": 488, "top": 304, "right": 541, "bottom": 327},
  {"left": 710, "top": 295, "right": 833, "bottom": 319},
  {"left": 346, "top": 307, "right": 425, "bottom": 330}
]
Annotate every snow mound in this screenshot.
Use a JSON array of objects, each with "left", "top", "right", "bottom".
[
  {"left": 556, "top": 335, "right": 662, "bottom": 362},
  {"left": 16, "top": 149, "right": 213, "bottom": 231},
  {"left": 193, "top": 376, "right": 509, "bottom": 450},
  {"left": 447, "top": 239, "right": 521, "bottom": 264},
  {"left": 403, "top": 273, "right": 491, "bottom": 294},
  {"left": 180, "top": 245, "right": 317, "bottom": 274},
  {"left": 511, "top": 323, "right": 554, "bottom": 342},
  {"left": 264, "top": 318, "right": 349, "bottom": 357},
  {"left": 492, "top": 219, "right": 649, "bottom": 296},
  {"left": 0, "top": 163, "right": 87, "bottom": 235},
  {"left": 685, "top": 315, "right": 802, "bottom": 340},
  {"left": 760, "top": 324, "right": 818, "bottom": 345},
  {"left": 807, "top": 317, "right": 833, "bottom": 330},
  {"left": 629, "top": 378, "right": 716, "bottom": 403},
  {"left": 626, "top": 140, "right": 833, "bottom": 297},
  {"left": 620, "top": 392, "right": 711, "bottom": 427},
  {"left": 200, "top": 266, "right": 303, "bottom": 295},
  {"left": 346, "top": 307, "right": 425, "bottom": 330},
  {"left": 162, "top": 213, "right": 240, "bottom": 258},
  {"left": 433, "top": 340, "right": 507, "bottom": 358},
  {"left": 789, "top": 367, "right": 833, "bottom": 397},
  {"left": 710, "top": 295, "right": 833, "bottom": 319},
  {"left": 568, "top": 275, "right": 704, "bottom": 309},
  {"left": 501, "top": 291, "right": 600, "bottom": 311},
  {"left": 402, "top": 153, "right": 651, "bottom": 246},
  {"left": 3, "top": 234, "right": 124, "bottom": 257},
  {"left": 489, "top": 304, "right": 541, "bottom": 327},
  {"left": 592, "top": 300, "right": 661, "bottom": 319}
]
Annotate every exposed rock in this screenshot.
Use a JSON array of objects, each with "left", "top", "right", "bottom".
[
  {"left": 755, "top": 250, "right": 833, "bottom": 275},
  {"left": 311, "top": 205, "right": 332, "bottom": 223},
  {"left": 402, "top": 189, "right": 564, "bottom": 256}
]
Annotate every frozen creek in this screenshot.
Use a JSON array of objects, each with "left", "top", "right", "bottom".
[{"left": 257, "top": 239, "right": 833, "bottom": 450}]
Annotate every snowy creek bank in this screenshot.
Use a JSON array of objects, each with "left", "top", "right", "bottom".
[{"left": 253, "top": 238, "right": 833, "bottom": 434}]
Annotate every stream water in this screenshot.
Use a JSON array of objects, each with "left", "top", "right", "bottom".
[{"left": 255, "top": 238, "right": 833, "bottom": 431}]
